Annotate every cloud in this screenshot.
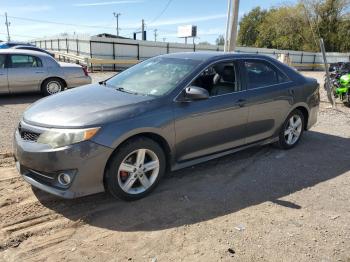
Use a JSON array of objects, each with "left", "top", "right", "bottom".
[
  {"left": 73, "top": 0, "right": 143, "bottom": 7},
  {"left": 149, "top": 14, "right": 227, "bottom": 27}
]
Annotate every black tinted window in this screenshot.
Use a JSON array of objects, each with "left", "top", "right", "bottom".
[
  {"left": 0, "top": 55, "right": 5, "bottom": 69},
  {"left": 192, "top": 61, "right": 239, "bottom": 96},
  {"left": 9, "top": 55, "right": 42, "bottom": 68},
  {"left": 244, "top": 60, "right": 289, "bottom": 89}
]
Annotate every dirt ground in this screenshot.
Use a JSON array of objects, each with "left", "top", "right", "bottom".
[{"left": 0, "top": 72, "right": 350, "bottom": 262}]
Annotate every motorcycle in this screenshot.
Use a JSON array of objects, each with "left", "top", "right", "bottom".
[
  {"left": 324, "top": 62, "right": 350, "bottom": 106},
  {"left": 334, "top": 73, "right": 350, "bottom": 105}
]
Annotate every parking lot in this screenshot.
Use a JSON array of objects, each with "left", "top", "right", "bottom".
[{"left": 0, "top": 71, "right": 350, "bottom": 261}]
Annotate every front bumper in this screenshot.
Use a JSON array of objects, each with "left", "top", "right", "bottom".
[{"left": 13, "top": 124, "right": 113, "bottom": 198}]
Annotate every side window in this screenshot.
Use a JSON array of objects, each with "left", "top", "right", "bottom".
[
  {"left": 243, "top": 60, "right": 289, "bottom": 89},
  {"left": 0, "top": 55, "right": 5, "bottom": 69},
  {"left": 9, "top": 55, "right": 42, "bottom": 68},
  {"left": 191, "top": 61, "right": 238, "bottom": 97}
]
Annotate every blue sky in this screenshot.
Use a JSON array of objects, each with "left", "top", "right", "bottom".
[{"left": 0, "top": 0, "right": 295, "bottom": 44}]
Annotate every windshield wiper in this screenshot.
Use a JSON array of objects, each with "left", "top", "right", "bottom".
[
  {"left": 115, "top": 87, "right": 139, "bottom": 95},
  {"left": 98, "top": 80, "right": 107, "bottom": 86}
]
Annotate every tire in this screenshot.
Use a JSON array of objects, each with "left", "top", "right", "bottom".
[
  {"left": 276, "top": 109, "right": 305, "bottom": 150},
  {"left": 105, "top": 137, "right": 166, "bottom": 201},
  {"left": 41, "top": 78, "right": 64, "bottom": 96}
]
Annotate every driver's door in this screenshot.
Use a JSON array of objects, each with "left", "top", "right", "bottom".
[{"left": 173, "top": 61, "right": 249, "bottom": 162}]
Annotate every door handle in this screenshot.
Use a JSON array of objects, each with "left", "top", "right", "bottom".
[
  {"left": 235, "top": 99, "right": 246, "bottom": 107},
  {"left": 289, "top": 88, "right": 295, "bottom": 95},
  {"left": 35, "top": 71, "right": 44, "bottom": 74}
]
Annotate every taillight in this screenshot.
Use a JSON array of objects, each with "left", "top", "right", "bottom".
[{"left": 82, "top": 66, "right": 89, "bottom": 76}]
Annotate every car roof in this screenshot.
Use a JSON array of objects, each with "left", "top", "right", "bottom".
[
  {"left": 12, "top": 45, "right": 42, "bottom": 49},
  {"left": 0, "top": 48, "right": 52, "bottom": 58},
  {"left": 160, "top": 51, "right": 274, "bottom": 61}
]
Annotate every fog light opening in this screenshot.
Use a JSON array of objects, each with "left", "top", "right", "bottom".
[{"left": 57, "top": 173, "right": 72, "bottom": 186}]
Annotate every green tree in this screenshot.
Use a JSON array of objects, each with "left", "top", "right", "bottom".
[
  {"left": 237, "top": 0, "right": 350, "bottom": 52},
  {"left": 238, "top": 7, "right": 267, "bottom": 47},
  {"left": 215, "top": 34, "right": 225, "bottom": 46},
  {"left": 256, "top": 5, "right": 314, "bottom": 51}
]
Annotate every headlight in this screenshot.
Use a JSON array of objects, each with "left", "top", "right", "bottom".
[{"left": 37, "top": 127, "right": 100, "bottom": 148}]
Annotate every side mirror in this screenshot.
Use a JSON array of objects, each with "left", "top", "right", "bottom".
[{"left": 184, "top": 86, "right": 209, "bottom": 100}]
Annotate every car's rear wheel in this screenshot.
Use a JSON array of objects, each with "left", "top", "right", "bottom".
[
  {"left": 105, "top": 137, "right": 166, "bottom": 201},
  {"left": 41, "top": 78, "right": 64, "bottom": 96},
  {"left": 276, "top": 109, "right": 305, "bottom": 149}
]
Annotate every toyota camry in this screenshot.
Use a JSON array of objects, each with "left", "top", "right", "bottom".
[{"left": 13, "top": 52, "right": 320, "bottom": 201}]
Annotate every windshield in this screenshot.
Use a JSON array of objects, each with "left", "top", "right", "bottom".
[{"left": 106, "top": 57, "right": 200, "bottom": 96}]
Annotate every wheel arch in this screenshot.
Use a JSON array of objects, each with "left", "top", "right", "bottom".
[
  {"left": 287, "top": 103, "right": 310, "bottom": 130},
  {"left": 40, "top": 76, "right": 68, "bottom": 89},
  {"left": 102, "top": 132, "right": 173, "bottom": 189}
]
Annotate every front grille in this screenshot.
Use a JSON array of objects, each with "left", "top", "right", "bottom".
[
  {"left": 21, "top": 131, "right": 40, "bottom": 142},
  {"left": 18, "top": 123, "right": 40, "bottom": 142}
]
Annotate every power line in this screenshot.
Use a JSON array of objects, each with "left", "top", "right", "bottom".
[
  {"left": 149, "top": 0, "right": 173, "bottom": 24},
  {"left": 0, "top": 14, "right": 125, "bottom": 30},
  {"left": 0, "top": 32, "right": 39, "bottom": 38}
]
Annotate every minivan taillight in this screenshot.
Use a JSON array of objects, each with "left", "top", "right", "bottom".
[{"left": 82, "top": 66, "right": 89, "bottom": 76}]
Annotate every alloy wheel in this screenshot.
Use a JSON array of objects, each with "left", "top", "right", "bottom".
[
  {"left": 284, "top": 114, "right": 303, "bottom": 145},
  {"left": 117, "top": 149, "right": 160, "bottom": 195}
]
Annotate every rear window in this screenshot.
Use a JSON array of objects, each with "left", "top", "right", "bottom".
[
  {"left": 243, "top": 60, "right": 290, "bottom": 89},
  {"left": 9, "top": 55, "right": 42, "bottom": 68}
]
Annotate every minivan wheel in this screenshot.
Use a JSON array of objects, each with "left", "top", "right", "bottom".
[
  {"left": 105, "top": 137, "right": 166, "bottom": 201},
  {"left": 276, "top": 109, "right": 305, "bottom": 149},
  {"left": 41, "top": 78, "right": 64, "bottom": 96}
]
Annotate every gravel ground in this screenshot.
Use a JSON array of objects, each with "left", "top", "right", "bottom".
[{"left": 0, "top": 71, "right": 350, "bottom": 261}]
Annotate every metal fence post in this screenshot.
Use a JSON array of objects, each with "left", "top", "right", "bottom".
[
  {"left": 301, "top": 52, "right": 304, "bottom": 64},
  {"left": 312, "top": 54, "right": 316, "bottom": 71},
  {"left": 167, "top": 43, "right": 170, "bottom": 54},
  {"left": 112, "top": 43, "right": 116, "bottom": 71},
  {"left": 76, "top": 39, "right": 79, "bottom": 55},
  {"left": 137, "top": 43, "right": 140, "bottom": 60},
  {"left": 58, "top": 39, "right": 60, "bottom": 51},
  {"left": 51, "top": 39, "right": 53, "bottom": 50},
  {"left": 89, "top": 41, "right": 93, "bottom": 72},
  {"left": 193, "top": 44, "right": 196, "bottom": 52},
  {"left": 66, "top": 38, "right": 69, "bottom": 53}
]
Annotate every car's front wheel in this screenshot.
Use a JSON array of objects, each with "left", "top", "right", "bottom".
[
  {"left": 277, "top": 109, "right": 305, "bottom": 149},
  {"left": 105, "top": 137, "right": 166, "bottom": 201}
]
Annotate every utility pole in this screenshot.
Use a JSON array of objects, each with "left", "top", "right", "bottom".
[
  {"left": 154, "top": 29, "right": 158, "bottom": 42},
  {"left": 224, "top": 0, "right": 232, "bottom": 52},
  {"left": 228, "top": 0, "right": 239, "bottom": 52},
  {"left": 5, "top": 12, "right": 11, "bottom": 42},
  {"left": 113, "top": 12, "right": 121, "bottom": 36},
  {"left": 141, "top": 19, "right": 145, "bottom": 40}
]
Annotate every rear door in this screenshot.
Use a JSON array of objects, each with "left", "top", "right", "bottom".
[
  {"left": 0, "top": 54, "right": 9, "bottom": 94},
  {"left": 7, "top": 54, "right": 48, "bottom": 93},
  {"left": 240, "top": 59, "right": 294, "bottom": 143}
]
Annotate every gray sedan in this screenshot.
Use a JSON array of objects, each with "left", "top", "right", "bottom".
[
  {"left": 14, "top": 52, "right": 319, "bottom": 201},
  {"left": 0, "top": 49, "right": 91, "bottom": 96}
]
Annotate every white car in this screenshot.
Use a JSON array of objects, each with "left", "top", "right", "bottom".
[{"left": 0, "top": 49, "right": 91, "bottom": 96}]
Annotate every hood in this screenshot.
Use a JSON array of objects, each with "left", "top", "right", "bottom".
[{"left": 23, "top": 84, "right": 154, "bottom": 128}]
